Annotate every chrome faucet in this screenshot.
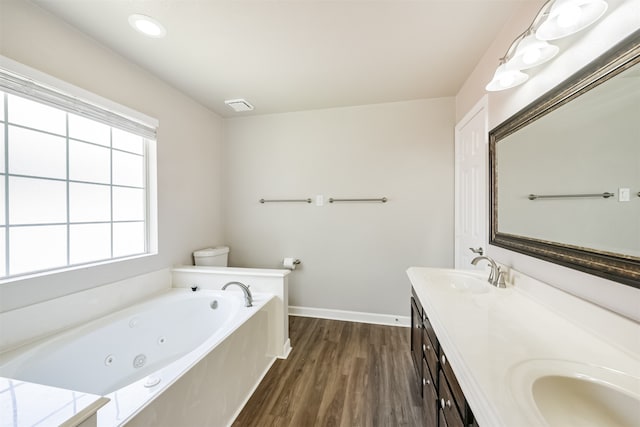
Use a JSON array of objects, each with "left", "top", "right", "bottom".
[
  {"left": 222, "top": 281, "right": 253, "bottom": 307},
  {"left": 471, "top": 256, "right": 507, "bottom": 288}
]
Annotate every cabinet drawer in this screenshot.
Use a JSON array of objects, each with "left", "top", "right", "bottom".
[
  {"left": 439, "top": 371, "right": 464, "bottom": 427},
  {"left": 440, "top": 349, "right": 465, "bottom": 417},
  {"left": 422, "top": 312, "right": 439, "bottom": 350},
  {"left": 421, "top": 326, "right": 438, "bottom": 382},
  {"left": 411, "top": 288, "right": 423, "bottom": 314}
]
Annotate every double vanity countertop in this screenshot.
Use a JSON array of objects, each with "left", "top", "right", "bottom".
[{"left": 407, "top": 267, "right": 640, "bottom": 427}]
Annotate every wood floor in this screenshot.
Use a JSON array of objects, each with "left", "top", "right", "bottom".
[{"left": 232, "top": 316, "right": 423, "bottom": 427}]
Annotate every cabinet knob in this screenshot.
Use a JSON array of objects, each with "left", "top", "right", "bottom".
[
  {"left": 427, "top": 344, "right": 432, "bottom": 351},
  {"left": 417, "top": 324, "right": 422, "bottom": 329},
  {"left": 422, "top": 377, "right": 430, "bottom": 386},
  {"left": 441, "top": 354, "right": 446, "bottom": 365},
  {"left": 422, "top": 344, "right": 426, "bottom": 352},
  {"left": 440, "top": 398, "right": 451, "bottom": 409}
]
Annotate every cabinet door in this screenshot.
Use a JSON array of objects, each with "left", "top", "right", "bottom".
[
  {"left": 411, "top": 297, "right": 422, "bottom": 380},
  {"left": 440, "top": 350, "right": 466, "bottom": 418},
  {"left": 422, "top": 359, "right": 438, "bottom": 426},
  {"left": 439, "top": 410, "right": 449, "bottom": 427},
  {"left": 439, "top": 371, "right": 464, "bottom": 427}
]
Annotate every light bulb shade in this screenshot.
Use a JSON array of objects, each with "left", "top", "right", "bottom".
[
  {"left": 507, "top": 34, "right": 560, "bottom": 70},
  {"left": 536, "top": 0, "right": 608, "bottom": 41},
  {"left": 485, "top": 63, "right": 529, "bottom": 91}
]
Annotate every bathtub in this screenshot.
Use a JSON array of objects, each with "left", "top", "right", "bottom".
[{"left": 0, "top": 288, "right": 277, "bottom": 426}]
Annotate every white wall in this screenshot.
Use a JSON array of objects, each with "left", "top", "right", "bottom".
[
  {"left": 223, "top": 98, "right": 455, "bottom": 317},
  {"left": 456, "top": 0, "right": 640, "bottom": 320},
  {"left": 0, "top": 0, "right": 225, "bottom": 311}
]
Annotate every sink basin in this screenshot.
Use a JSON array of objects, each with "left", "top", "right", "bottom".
[
  {"left": 509, "top": 359, "right": 640, "bottom": 427},
  {"left": 429, "top": 271, "right": 491, "bottom": 294},
  {"left": 533, "top": 375, "right": 639, "bottom": 426}
]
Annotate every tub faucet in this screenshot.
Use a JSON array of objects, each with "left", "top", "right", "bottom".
[
  {"left": 471, "top": 256, "right": 507, "bottom": 288},
  {"left": 222, "top": 281, "right": 253, "bottom": 307}
]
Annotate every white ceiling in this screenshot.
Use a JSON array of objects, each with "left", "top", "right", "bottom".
[{"left": 33, "top": 0, "right": 529, "bottom": 117}]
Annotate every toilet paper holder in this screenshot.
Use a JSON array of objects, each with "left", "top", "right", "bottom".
[{"left": 283, "top": 258, "right": 301, "bottom": 269}]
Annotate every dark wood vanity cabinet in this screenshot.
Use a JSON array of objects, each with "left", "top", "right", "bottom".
[{"left": 411, "top": 288, "right": 477, "bottom": 427}]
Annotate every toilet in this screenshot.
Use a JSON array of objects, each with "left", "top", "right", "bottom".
[{"left": 193, "top": 246, "right": 230, "bottom": 267}]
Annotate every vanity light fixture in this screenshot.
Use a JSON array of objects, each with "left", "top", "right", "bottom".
[
  {"left": 128, "top": 14, "right": 167, "bottom": 38},
  {"left": 536, "top": 0, "right": 608, "bottom": 40},
  {"left": 486, "top": 62, "right": 529, "bottom": 91},
  {"left": 507, "top": 31, "right": 560, "bottom": 70},
  {"left": 486, "top": 0, "right": 608, "bottom": 92}
]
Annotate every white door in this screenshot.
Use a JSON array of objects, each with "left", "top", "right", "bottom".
[{"left": 455, "top": 96, "right": 488, "bottom": 270}]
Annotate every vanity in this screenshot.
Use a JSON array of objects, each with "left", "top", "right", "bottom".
[
  {"left": 407, "top": 27, "right": 640, "bottom": 427},
  {"left": 411, "top": 282, "right": 477, "bottom": 427},
  {"left": 407, "top": 267, "right": 640, "bottom": 427}
]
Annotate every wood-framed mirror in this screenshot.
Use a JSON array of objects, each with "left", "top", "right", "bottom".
[{"left": 489, "top": 29, "right": 640, "bottom": 288}]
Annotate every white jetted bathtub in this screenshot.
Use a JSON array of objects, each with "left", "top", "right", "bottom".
[{"left": 0, "top": 288, "right": 278, "bottom": 426}]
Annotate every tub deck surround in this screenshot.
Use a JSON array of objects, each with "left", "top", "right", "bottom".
[
  {"left": 407, "top": 267, "right": 640, "bottom": 427},
  {"left": 0, "top": 289, "right": 263, "bottom": 393},
  {"left": 171, "top": 266, "right": 291, "bottom": 358},
  {"left": 0, "top": 377, "right": 109, "bottom": 427},
  {"left": 0, "top": 288, "right": 278, "bottom": 426},
  {"left": 101, "top": 291, "right": 277, "bottom": 426},
  {"left": 173, "top": 266, "right": 291, "bottom": 278}
]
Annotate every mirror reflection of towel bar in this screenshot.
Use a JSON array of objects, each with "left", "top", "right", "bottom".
[
  {"left": 329, "top": 197, "right": 388, "bottom": 203},
  {"left": 259, "top": 198, "right": 312, "bottom": 203},
  {"left": 528, "top": 192, "right": 614, "bottom": 200}
]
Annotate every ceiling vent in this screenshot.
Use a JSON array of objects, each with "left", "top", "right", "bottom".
[{"left": 224, "top": 99, "right": 254, "bottom": 112}]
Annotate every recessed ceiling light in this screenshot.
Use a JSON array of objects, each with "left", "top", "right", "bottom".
[
  {"left": 128, "top": 14, "right": 166, "bottom": 38},
  {"left": 225, "top": 99, "right": 254, "bottom": 112}
]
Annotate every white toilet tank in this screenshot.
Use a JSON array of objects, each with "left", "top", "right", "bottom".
[{"left": 193, "top": 246, "right": 229, "bottom": 267}]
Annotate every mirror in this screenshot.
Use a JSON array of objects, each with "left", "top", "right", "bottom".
[{"left": 489, "top": 30, "right": 640, "bottom": 288}]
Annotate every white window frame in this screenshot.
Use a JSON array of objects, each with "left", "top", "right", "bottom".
[{"left": 0, "top": 56, "right": 158, "bottom": 282}]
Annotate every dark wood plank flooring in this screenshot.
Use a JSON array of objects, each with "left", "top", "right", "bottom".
[{"left": 232, "top": 316, "right": 423, "bottom": 427}]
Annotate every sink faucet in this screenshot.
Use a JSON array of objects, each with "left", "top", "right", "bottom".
[
  {"left": 222, "top": 281, "right": 253, "bottom": 307},
  {"left": 471, "top": 256, "right": 507, "bottom": 288}
]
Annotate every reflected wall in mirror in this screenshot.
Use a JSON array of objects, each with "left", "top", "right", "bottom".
[
  {"left": 490, "top": 29, "right": 640, "bottom": 288},
  {"left": 498, "top": 62, "right": 639, "bottom": 256}
]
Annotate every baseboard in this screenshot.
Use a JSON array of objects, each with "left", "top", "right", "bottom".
[
  {"left": 289, "top": 306, "right": 410, "bottom": 327},
  {"left": 279, "top": 338, "right": 292, "bottom": 359}
]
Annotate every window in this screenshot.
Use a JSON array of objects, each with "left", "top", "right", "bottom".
[{"left": 0, "top": 62, "right": 157, "bottom": 279}]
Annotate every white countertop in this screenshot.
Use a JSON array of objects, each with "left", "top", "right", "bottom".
[
  {"left": 0, "top": 377, "right": 108, "bottom": 427},
  {"left": 407, "top": 267, "right": 640, "bottom": 427}
]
